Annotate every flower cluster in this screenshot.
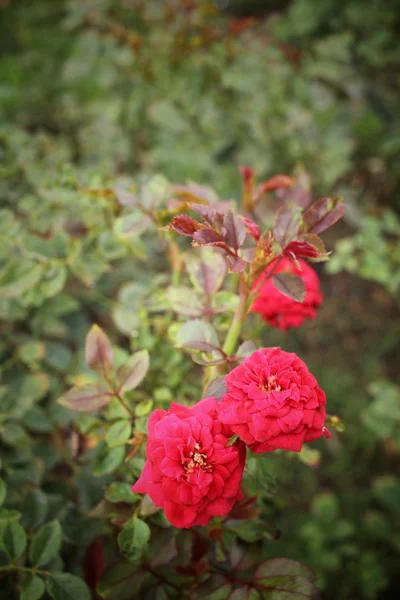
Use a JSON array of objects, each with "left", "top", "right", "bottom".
[
  {"left": 251, "top": 258, "right": 323, "bottom": 330},
  {"left": 132, "top": 348, "right": 329, "bottom": 528}
]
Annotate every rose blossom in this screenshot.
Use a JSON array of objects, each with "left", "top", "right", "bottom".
[
  {"left": 132, "top": 397, "right": 245, "bottom": 528},
  {"left": 251, "top": 258, "right": 323, "bottom": 330},
  {"left": 218, "top": 348, "right": 330, "bottom": 453}
]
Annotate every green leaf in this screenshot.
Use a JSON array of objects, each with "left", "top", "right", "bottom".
[
  {"left": 46, "top": 573, "right": 91, "bottom": 600},
  {"left": 93, "top": 444, "right": 125, "bottom": 476},
  {"left": 21, "top": 573, "right": 46, "bottom": 600},
  {"left": 104, "top": 483, "right": 140, "bottom": 504},
  {"left": 105, "top": 420, "right": 131, "bottom": 448},
  {"left": 85, "top": 325, "right": 114, "bottom": 376},
  {"left": 41, "top": 265, "right": 68, "bottom": 298},
  {"left": 117, "top": 517, "right": 150, "bottom": 561},
  {"left": 166, "top": 286, "right": 204, "bottom": 317},
  {"left": 29, "top": 520, "right": 62, "bottom": 567},
  {"left": 116, "top": 349, "right": 150, "bottom": 393},
  {"left": 2, "top": 520, "right": 27, "bottom": 560},
  {"left": 98, "top": 563, "right": 148, "bottom": 600},
  {"left": 272, "top": 272, "right": 306, "bottom": 302},
  {"left": 175, "top": 319, "right": 219, "bottom": 352},
  {"left": 19, "top": 342, "right": 46, "bottom": 364},
  {"left": 58, "top": 384, "right": 111, "bottom": 412},
  {"left": 0, "top": 478, "right": 6, "bottom": 507},
  {"left": 21, "top": 489, "right": 48, "bottom": 530},
  {"left": 135, "top": 398, "right": 154, "bottom": 417},
  {"left": 254, "top": 558, "right": 316, "bottom": 582},
  {"left": 0, "top": 544, "right": 12, "bottom": 566},
  {"left": 187, "top": 249, "right": 227, "bottom": 295},
  {"left": 114, "top": 212, "right": 152, "bottom": 238},
  {"left": 0, "top": 261, "right": 45, "bottom": 298}
]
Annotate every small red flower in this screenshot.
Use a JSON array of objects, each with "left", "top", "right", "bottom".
[
  {"left": 251, "top": 258, "right": 323, "bottom": 330},
  {"left": 132, "top": 397, "right": 246, "bottom": 528},
  {"left": 217, "top": 348, "right": 330, "bottom": 453}
]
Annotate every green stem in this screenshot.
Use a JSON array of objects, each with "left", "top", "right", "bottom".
[
  {"left": 222, "top": 274, "right": 249, "bottom": 357},
  {"left": 0, "top": 565, "right": 49, "bottom": 576}
]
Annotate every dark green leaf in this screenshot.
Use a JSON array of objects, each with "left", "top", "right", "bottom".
[
  {"left": 29, "top": 520, "right": 62, "bottom": 567},
  {"left": 104, "top": 483, "right": 140, "bottom": 504},
  {"left": 98, "top": 564, "right": 148, "bottom": 600},
  {"left": 2, "top": 520, "right": 27, "bottom": 560},
  {"left": 0, "top": 478, "right": 6, "bottom": 507},
  {"left": 46, "top": 573, "right": 91, "bottom": 600},
  {"left": 117, "top": 517, "right": 150, "bottom": 561},
  {"left": 21, "top": 489, "right": 48, "bottom": 530},
  {"left": 93, "top": 444, "right": 125, "bottom": 476},
  {"left": 21, "top": 573, "right": 46, "bottom": 600}
]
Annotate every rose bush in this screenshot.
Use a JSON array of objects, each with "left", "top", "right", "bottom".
[
  {"left": 132, "top": 397, "right": 245, "bottom": 527},
  {"left": 218, "top": 348, "right": 330, "bottom": 453}
]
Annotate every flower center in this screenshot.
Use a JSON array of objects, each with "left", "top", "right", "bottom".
[
  {"left": 259, "top": 375, "right": 281, "bottom": 393},
  {"left": 183, "top": 443, "right": 212, "bottom": 474}
]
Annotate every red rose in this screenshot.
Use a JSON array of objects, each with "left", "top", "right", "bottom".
[
  {"left": 132, "top": 397, "right": 246, "bottom": 528},
  {"left": 251, "top": 258, "right": 323, "bottom": 330},
  {"left": 217, "top": 348, "right": 330, "bottom": 453}
]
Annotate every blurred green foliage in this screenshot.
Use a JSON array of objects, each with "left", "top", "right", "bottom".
[{"left": 1, "top": 1, "right": 399, "bottom": 599}]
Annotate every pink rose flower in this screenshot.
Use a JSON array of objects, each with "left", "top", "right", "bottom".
[
  {"left": 218, "top": 348, "right": 330, "bottom": 453},
  {"left": 251, "top": 258, "right": 323, "bottom": 330},
  {"left": 132, "top": 397, "right": 246, "bottom": 528}
]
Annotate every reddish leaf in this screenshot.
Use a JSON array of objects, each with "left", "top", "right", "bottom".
[
  {"left": 117, "top": 350, "right": 150, "bottom": 393},
  {"left": 273, "top": 205, "right": 302, "bottom": 247},
  {"left": 223, "top": 212, "right": 247, "bottom": 250},
  {"left": 59, "top": 384, "right": 111, "bottom": 412},
  {"left": 182, "top": 340, "right": 222, "bottom": 353},
  {"left": 226, "top": 255, "right": 247, "bottom": 273},
  {"left": 85, "top": 325, "right": 114, "bottom": 376},
  {"left": 84, "top": 537, "right": 105, "bottom": 591},
  {"left": 113, "top": 188, "right": 138, "bottom": 207},
  {"left": 172, "top": 183, "right": 218, "bottom": 205},
  {"left": 277, "top": 169, "right": 312, "bottom": 208},
  {"left": 250, "top": 233, "right": 275, "bottom": 281},
  {"left": 203, "top": 377, "right": 227, "bottom": 401},
  {"left": 168, "top": 215, "right": 205, "bottom": 237},
  {"left": 236, "top": 340, "right": 258, "bottom": 360},
  {"left": 302, "top": 197, "right": 346, "bottom": 235},
  {"left": 257, "top": 175, "right": 294, "bottom": 197},
  {"left": 285, "top": 240, "right": 319, "bottom": 258},
  {"left": 284, "top": 237, "right": 330, "bottom": 262},
  {"left": 190, "top": 203, "right": 217, "bottom": 227},
  {"left": 239, "top": 166, "right": 254, "bottom": 184},
  {"left": 193, "top": 229, "right": 228, "bottom": 249},
  {"left": 272, "top": 272, "right": 306, "bottom": 302},
  {"left": 241, "top": 217, "right": 260, "bottom": 241}
]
